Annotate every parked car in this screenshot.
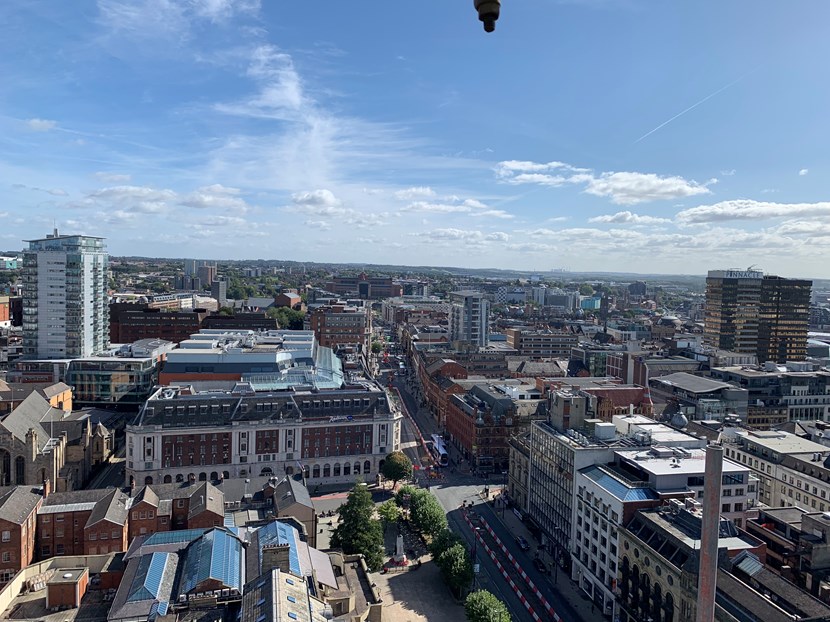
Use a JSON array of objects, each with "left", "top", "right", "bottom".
[
  {"left": 515, "top": 536, "right": 531, "bottom": 551},
  {"left": 533, "top": 558, "right": 548, "bottom": 573}
]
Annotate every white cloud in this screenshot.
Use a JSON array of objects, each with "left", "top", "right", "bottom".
[
  {"left": 26, "top": 118, "right": 57, "bottom": 132},
  {"left": 401, "top": 201, "right": 471, "bottom": 214},
  {"left": 799, "top": 168, "right": 809, "bottom": 176},
  {"left": 495, "top": 160, "right": 588, "bottom": 177},
  {"left": 588, "top": 211, "right": 671, "bottom": 225},
  {"left": 180, "top": 185, "right": 248, "bottom": 210},
  {"left": 584, "top": 172, "right": 713, "bottom": 205},
  {"left": 304, "top": 220, "right": 332, "bottom": 231},
  {"left": 291, "top": 189, "right": 340, "bottom": 208},
  {"left": 193, "top": 0, "right": 260, "bottom": 21},
  {"left": 677, "top": 199, "right": 830, "bottom": 224},
  {"left": 414, "top": 228, "right": 509, "bottom": 243},
  {"left": 86, "top": 185, "right": 177, "bottom": 213},
  {"left": 199, "top": 215, "right": 248, "bottom": 226},
  {"left": 495, "top": 158, "right": 713, "bottom": 205},
  {"left": 97, "top": 0, "right": 259, "bottom": 40},
  {"left": 215, "top": 45, "right": 307, "bottom": 119},
  {"left": 11, "top": 184, "right": 67, "bottom": 197},
  {"left": 393, "top": 187, "right": 436, "bottom": 200},
  {"left": 94, "top": 172, "right": 132, "bottom": 183},
  {"left": 471, "top": 209, "right": 514, "bottom": 219},
  {"left": 504, "top": 173, "right": 570, "bottom": 187},
  {"left": 720, "top": 169, "right": 736, "bottom": 176}
]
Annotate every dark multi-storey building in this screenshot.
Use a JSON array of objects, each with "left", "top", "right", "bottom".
[
  {"left": 326, "top": 273, "right": 402, "bottom": 300},
  {"left": 705, "top": 269, "right": 812, "bottom": 364},
  {"left": 110, "top": 305, "right": 209, "bottom": 344},
  {"left": 758, "top": 275, "right": 812, "bottom": 363},
  {"left": 504, "top": 328, "right": 577, "bottom": 358}
]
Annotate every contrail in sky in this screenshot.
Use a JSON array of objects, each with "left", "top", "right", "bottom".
[{"left": 634, "top": 69, "right": 757, "bottom": 143}]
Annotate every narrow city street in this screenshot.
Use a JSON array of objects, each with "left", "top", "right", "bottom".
[{"left": 391, "top": 369, "right": 606, "bottom": 622}]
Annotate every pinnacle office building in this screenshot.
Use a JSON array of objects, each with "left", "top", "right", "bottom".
[{"left": 126, "top": 378, "right": 402, "bottom": 487}]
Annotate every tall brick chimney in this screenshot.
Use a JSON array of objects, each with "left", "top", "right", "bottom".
[{"left": 696, "top": 443, "right": 723, "bottom": 622}]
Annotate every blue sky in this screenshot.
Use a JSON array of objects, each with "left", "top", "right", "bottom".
[{"left": 2, "top": 0, "right": 830, "bottom": 277}]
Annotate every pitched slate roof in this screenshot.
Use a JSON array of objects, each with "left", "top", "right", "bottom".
[
  {"left": 39, "top": 487, "right": 113, "bottom": 515},
  {"left": 1, "top": 392, "right": 64, "bottom": 451},
  {"left": 274, "top": 476, "right": 313, "bottom": 511},
  {"left": 0, "top": 486, "right": 43, "bottom": 524},
  {"left": 86, "top": 488, "right": 130, "bottom": 528}
]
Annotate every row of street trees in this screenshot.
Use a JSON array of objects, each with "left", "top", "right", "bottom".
[
  {"left": 429, "top": 529, "right": 473, "bottom": 598},
  {"left": 465, "top": 590, "right": 511, "bottom": 621},
  {"left": 394, "top": 484, "right": 447, "bottom": 537}
]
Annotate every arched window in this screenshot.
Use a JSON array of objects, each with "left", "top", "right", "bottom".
[
  {"left": 323, "top": 464, "right": 331, "bottom": 478},
  {"left": 176, "top": 474, "right": 184, "bottom": 483},
  {"left": 312, "top": 465, "right": 321, "bottom": 479},
  {"left": 210, "top": 471, "right": 218, "bottom": 481},
  {"left": 163, "top": 475, "right": 172, "bottom": 483},
  {"left": 652, "top": 584, "right": 662, "bottom": 621},
  {"left": 285, "top": 466, "right": 294, "bottom": 475},
  {"left": 144, "top": 476, "right": 153, "bottom": 485},
  {"left": 222, "top": 471, "right": 230, "bottom": 480},
  {"left": 354, "top": 462, "right": 361, "bottom": 475},
  {"left": 14, "top": 456, "right": 25, "bottom": 485},
  {"left": 0, "top": 451, "right": 10, "bottom": 486},
  {"left": 333, "top": 463, "right": 341, "bottom": 477},
  {"left": 364, "top": 460, "right": 371, "bottom": 474},
  {"left": 343, "top": 463, "right": 351, "bottom": 476},
  {"left": 260, "top": 467, "right": 274, "bottom": 476},
  {"left": 664, "top": 593, "right": 675, "bottom": 622},
  {"left": 188, "top": 473, "right": 196, "bottom": 483}
]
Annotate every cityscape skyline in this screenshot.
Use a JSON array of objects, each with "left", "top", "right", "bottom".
[{"left": 2, "top": 1, "right": 830, "bottom": 277}]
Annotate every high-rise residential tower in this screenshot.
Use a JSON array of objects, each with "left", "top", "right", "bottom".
[
  {"left": 449, "top": 290, "right": 490, "bottom": 348},
  {"left": 22, "top": 230, "right": 109, "bottom": 359},
  {"left": 705, "top": 269, "right": 812, "bottom": 364}
]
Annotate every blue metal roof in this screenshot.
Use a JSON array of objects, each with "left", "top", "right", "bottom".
[
  {"left": 580, "top": 465, "right": 659, "bottom": 502},
  {"left": 148, "top": 600, "right": 169, "bottom": 620},
  {"left": 127, "top": 553, "right": 172, "bottom": 602},
  {"left": 143, "top": 528, "right": 208, "bottom": 546},
  {"left": 255, "top": 521, "right": 302, "bottom": 576},
  {"left": 180, "top": 528, "right": 244, "bottom": 594}
]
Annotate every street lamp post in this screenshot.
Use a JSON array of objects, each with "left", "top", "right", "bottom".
[{"left": 470, "top": 527, "right": 481, "bottom": 592}]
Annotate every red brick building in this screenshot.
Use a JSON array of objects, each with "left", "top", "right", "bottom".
[
  {"left": 446, "top": 384, "right": 545, "bottom": 473},
  {"left": 309, "top": 302, "right": 372, "bottom": 354},
  {"left": 0, "top": 486, "right": 43, "bottom": 584},
  {"left": 37, "top": 487, "right": 128, "bottom": 558},
  {"left": 109, "top": 304, "right": 209, "bottom": 344},
  {"left": 127, "top": 481, "right": 225, "bottom": 542}
]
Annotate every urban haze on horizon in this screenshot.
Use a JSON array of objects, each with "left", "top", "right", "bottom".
[{"left": 2, "top": 2, "right": 830, "bottom": 277}]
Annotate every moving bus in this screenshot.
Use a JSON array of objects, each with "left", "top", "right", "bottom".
[{"left": 429, "top": 434, "right": 450, "bottom": 467}]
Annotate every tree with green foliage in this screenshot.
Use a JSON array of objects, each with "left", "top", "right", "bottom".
[
  {"left": 394, "top": 484, "right": 418, "bottom": 508},
  {"left": 330, "top": 485, "right": 384, "bottom": 571},
  {"left": 465, "top": 590, "right": 511, "bottom": 622},
  {"left": 429, "top": 528, "right": 462, "bottom": 558},
  {"left": 377, "top": 499, "right": 402, "bottom": 530},
  {"left": 266, "top": 306, "right": 305, "bottom": 329},
  {"left": 578, "top": 283, "right": 594, "bottom": 296},
  {"left": 436, "top": 543, "right": 474, "bottom": 597},
  {"left": 371, "top": 340, "right": 383, "bottom": 354},
  {"left": 218, "top": 306, "right": 235, "bottom": 316},
  {"left": 381, "top": 451, "right": 413, "bottom": 488},
  {"left": 409, "top": 490, "right": 447, "bottom": 537}
]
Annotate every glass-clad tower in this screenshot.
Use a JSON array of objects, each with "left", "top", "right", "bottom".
[{"left": 22, "top": 230, "right": 109, "bottom": 359}]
